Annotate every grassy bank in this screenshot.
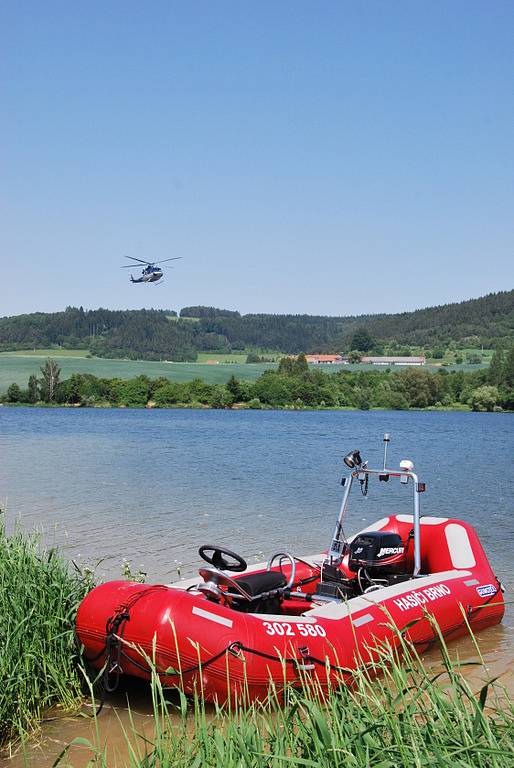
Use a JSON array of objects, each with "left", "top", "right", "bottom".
[
  {"left": 0, "top": 515, "right": 91, "bottom": 748},
  {"left": 58, "top": 622, "right": 514, "bottom": 767}
]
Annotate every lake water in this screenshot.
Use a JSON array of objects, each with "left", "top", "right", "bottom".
[{"left": 1, "top": 407, "right": 513, "bottom": 765}]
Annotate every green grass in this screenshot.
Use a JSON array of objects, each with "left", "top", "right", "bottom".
[
  {"left": 167, "top": 315, "right": 200, "bottom": 323},
  {"left": 0, "top": 514, "right": 91, "bottom": 747},
  {"left": 58, "top": 617, "right": 513, "bottom": 768}
]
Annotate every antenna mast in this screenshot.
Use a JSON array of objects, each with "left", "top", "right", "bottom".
[{"left": 383, "top": 433, "right": 390, "bottom": 470}]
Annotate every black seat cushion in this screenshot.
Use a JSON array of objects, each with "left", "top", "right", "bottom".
[{"left": 236, "top": 570, "right": 286, "bottom": 597}]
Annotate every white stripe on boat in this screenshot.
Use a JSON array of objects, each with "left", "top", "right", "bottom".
[
  {"left": 307, "top": 569, "right": 470, "bottom": 620},
  {"left": 396, "top": 514, "right": 448, "bottom": 525},
  {"left": 464, "top": 578, "right": 479, "bottom": 587},
  {"left": 192, "top": 606, "right": 233, "bottom": 627}
]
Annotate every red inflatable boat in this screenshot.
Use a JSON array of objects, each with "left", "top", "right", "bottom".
[{"left": 76, "top": 437, "right": 504, "bottom": 702}]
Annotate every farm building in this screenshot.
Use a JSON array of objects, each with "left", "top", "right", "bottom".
[
  {"left": 305, "top": 354, "right": 346, "bottom": 364},
  {"left": 360, "top": 356, "right": 426, "bottom": 366}
]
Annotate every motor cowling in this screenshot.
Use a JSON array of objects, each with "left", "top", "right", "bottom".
[{"left": 348, "top": 531, "right": 407, "bottom": 574}]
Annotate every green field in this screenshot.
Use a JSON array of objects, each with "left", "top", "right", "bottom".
[
  {"left": 0, "top": 351, "right": 276, "bottom": 393},
  {"left": 4, "top": 348, "right": 91, "bottom": 357},
  {"left": 195, "top": 352, "right": 249, "bottom": 363},
  {"left": 0, "top": 349, "right": 490, "bottom": 394},
  {"left": 424, "top": 348, "right": 494, "bottom": 366}
]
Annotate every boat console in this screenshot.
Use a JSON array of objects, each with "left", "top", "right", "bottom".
[{"left": 195, "top": 435, "right": 425, "bottom": 614}]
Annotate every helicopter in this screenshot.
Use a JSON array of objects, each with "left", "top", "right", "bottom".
[{"left": 121, "top": 255, "right": 182, "bottom": 284}]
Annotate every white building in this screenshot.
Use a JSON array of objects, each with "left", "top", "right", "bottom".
[{"left": 361, "top": 356, "right": 425, "bottom": 366}]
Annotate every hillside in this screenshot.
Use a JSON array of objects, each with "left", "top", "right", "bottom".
[{"left": 0, "top": 290, "right": 512, "bottom": 361}]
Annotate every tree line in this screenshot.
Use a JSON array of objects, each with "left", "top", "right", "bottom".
[
  {"left": 5, "top": 350, "right": 514, "bottom": 412},
  {"left": 0, "top": 290, "right": 512, "bottom": 361}
]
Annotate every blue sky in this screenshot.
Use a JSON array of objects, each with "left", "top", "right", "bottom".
[{"left": 1, "top": 1, "right": 513, "bottom": 317}]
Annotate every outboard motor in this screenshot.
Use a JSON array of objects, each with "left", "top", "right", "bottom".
[{"left": 349, "top": 531, "right": 407, "bottom": 575}]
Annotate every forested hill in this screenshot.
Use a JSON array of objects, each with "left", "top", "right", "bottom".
[{"left": 0, "top": 290, "right": 512, "bottom": 361}]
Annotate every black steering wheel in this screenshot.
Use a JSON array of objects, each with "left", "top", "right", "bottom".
[{"left": 198, "top": 545, "right": 247, "bottom": 572}]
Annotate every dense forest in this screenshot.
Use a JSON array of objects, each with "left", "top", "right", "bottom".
[
  {"left": 0, "top": 290, "right": 512, "bottom": 361},
  {"left": 4, "top": 349, "right": 514, "bottom": 412}
]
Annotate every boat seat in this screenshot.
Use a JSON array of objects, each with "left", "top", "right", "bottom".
[{"left": 235, "top": 570, "right": 287, "bottom": 597}]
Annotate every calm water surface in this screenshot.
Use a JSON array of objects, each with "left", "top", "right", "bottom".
[{"left": 1, "top": 408, "right": 512, "bottom": 766}]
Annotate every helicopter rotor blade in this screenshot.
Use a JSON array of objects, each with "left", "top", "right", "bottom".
[
  {"left": 152, "top": 257, "right": 182, "bottom": 265},
  {"left": 122, "top": 255, "right": 153, "bottom": 265}
]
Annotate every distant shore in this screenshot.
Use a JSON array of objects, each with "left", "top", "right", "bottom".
[
  {"left": 2, "top": 353, "right": 512, "bottom": 412},
  {"left": 2, "top": 401, "right": 510, "bottom": 413}
]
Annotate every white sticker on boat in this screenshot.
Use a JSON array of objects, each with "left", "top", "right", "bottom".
[
  {"left": 352, "top": 613, "right": 374, "bottom": 627},
  {"left": 393, "top": 583, "right": 451, "bottom": 612},
  {"left": 192, "top": 606, "right": 233, "bottom": 628},
  {"left": 476, "top": 584, "right": 497, "bottom": 598}
]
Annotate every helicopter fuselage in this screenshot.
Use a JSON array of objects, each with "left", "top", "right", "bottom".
[{"left": 130, "top": 268, "right": 163, "bottom": 283}]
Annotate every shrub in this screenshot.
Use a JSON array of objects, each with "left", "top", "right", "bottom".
[
  {"left": 385, "top": 391, "right": 409, "bottom": 410},
  {"left": 153, "top": 383, "right": 183, "bottom": 406},
  {"left": 469, "top": 385, "right": 499, "bottom": 412}
]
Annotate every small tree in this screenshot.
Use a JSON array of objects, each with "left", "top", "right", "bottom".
[
  {"left": 40, "top": 359, "right": 61, "bottom": 402},
  {"left": 505, "top": 346, "right": 514, "bottom": 388},
  {"left": 27, "top": 374, "right": 39, "bottom": 404},
  {"left": 348, "top": 350, "right": 362, "bottom": 364},
  {"left": 295, "top": 353, "right": 309, "bottom": 374},
  {"left": 7, "top": 383, "right": 22, "bottom": 403},
  {"left": 488, "top": 348, "right": 505, "bottom": 386},
  {"left": 226, "top": 375, "right": 243, "bottom": 402}
]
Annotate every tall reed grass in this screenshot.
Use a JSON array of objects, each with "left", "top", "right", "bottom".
[
  {"left": 0, "top": 514, "right": 91, "bottom": 746},
  {"left": 58, "top": 618, "right": 514, "bottom": 768}
]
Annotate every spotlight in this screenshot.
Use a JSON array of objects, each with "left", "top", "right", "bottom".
[
  {"left": 343, "top": 449, "right": 362, "bottom": 469},
  {"left": 400, "top": 459, "right": 414, "bottom": 484}
]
